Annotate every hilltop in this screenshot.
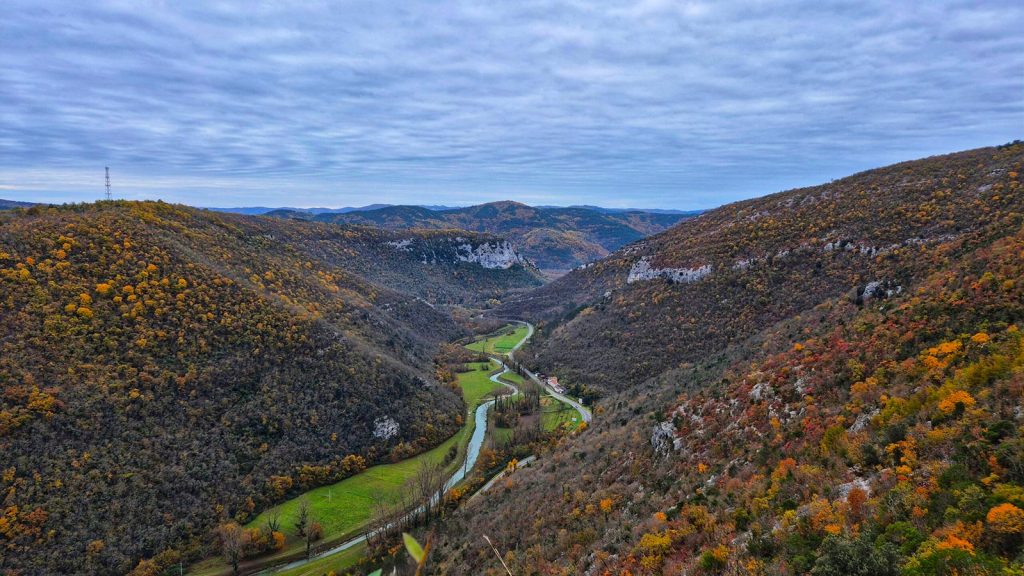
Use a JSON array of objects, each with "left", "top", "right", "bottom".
[
  {"left": 427, "top": 142, "right": 1024, "bottom": 574},
  {"left": 0, "top": 201, "right": 537, "bottom": 573},
  {"left": 271, "top": 201, "right": 694, "bottom": 274}
]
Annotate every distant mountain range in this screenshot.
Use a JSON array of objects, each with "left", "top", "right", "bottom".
[
  {"left": 205, "top": 203, "right": 394, "bottom": 215},
  {"left": 262, "top": 201, "right": 699, "bottom": 272},
  {"left": 208, "top": 203, "right": 698, "bottom": 217},
  {"left": 2, "top": 200, "right": 697, "bottom": 274}
]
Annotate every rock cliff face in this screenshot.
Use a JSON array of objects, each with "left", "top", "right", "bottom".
[
  {"left": 626, "top": 256, "right": 712, "bottom": 284},
  {"left": 309, "top": 201, "right": 693, "bottom": 270},
  {"left": 495, "top": 143, "right": 1024, "bottom": 392},
  {"left": 385, "top": 235, "right": 532, "bottom": 270},
  {"left": 455, "top": 240, "right": 529, "bottom": 269}
]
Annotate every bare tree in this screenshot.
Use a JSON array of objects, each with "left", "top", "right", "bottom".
[
  {"left": 215, "top": 522, "right": 246, "bottom": 576},
  {"left": 411, "top": 460, "right": 446, "bottom": 525},
  {"left": 293, "top": 499, "right": 321, "bottom": 559},
  {"left": 367, "top": 489, "right": 392, "bottom": 549}
]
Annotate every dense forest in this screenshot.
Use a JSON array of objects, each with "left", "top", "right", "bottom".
[
  {"left": 0, "top": 201, "right": 535, "bottom": 574},
  {"left": 269, "top": 201, "right": 692, "bottom": 273},
  {"left": 425, "top": 142, "right": 1024, "bottom": 574}
]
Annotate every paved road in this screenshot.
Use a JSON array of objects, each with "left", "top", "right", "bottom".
[
  {"left": 508, "top": 321, "right": 592, "bottom": 424},
  {"left": 468, "top": 455, "right": 537, "bottom": 503}
]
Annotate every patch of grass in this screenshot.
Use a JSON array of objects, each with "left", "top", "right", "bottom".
[
  {"left": 492, "top": 426, "right": 515, "bottom": 445},
  {"left": 457, "top": 360, "right": 504, "bottom": 408},
  {"left": 466, "top": 325, "right": 529, "bottom": 355},
  {"left": 499, "top": 370, "right": 524, "bottom": 385},
  {"left": 244, "top": 429, "right": 464, "bottom": 560},
  {"left": 541, "top": 396, "right": 581, "bottom": 431}
]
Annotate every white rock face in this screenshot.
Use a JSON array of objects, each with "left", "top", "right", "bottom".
[
  {"left": 835, "top": 477, "right": 872, "bottom": 500},
  {"left": 651, "top": 421, "right": 680, "bottom": 456},
  {"left": 373, "top": 416, "right": 400, "bottom": 440},
  {"left": 455, "top": 241, "right": 527, "bottom": 269},
  {"left": 386, "top": 239, "right": 413, "bottom": 250},
  {"left": 847, "top": 409, "right": 879, "bottom": 433},
  {"left": 862, "top": 280, "right": 902, "bottom": 301},
  {"left": 749, "top": 382, "right": 774, "bottom": 402},
  {"left": 384, "top": 237, "right": 528, "bottom": 269},
  {"left": 627, "top": 257, "right": 712, "bottom": 284}
]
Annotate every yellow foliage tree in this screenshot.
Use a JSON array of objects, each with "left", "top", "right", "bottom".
[{"left": 987, "top": 503, "right": 1024, "bottom": 534}]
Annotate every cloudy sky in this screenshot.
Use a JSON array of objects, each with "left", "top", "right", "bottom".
[{"left": 1, "top": 1, "right": 1021, "bottom": 209}]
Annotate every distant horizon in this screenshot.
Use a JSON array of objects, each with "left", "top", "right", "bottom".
[{"left": 0, "top": 196, "right": 705, "bottom": 214}]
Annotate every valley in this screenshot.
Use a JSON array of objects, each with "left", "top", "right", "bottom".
[
  {"left": 2, "top": 144, "right": 1023, "bottom": 576},
  {"left": 426, "top": 142, "right": 1024, "bottom": 575},
  {"left": 267, "top": 201, "right": 695, "bottom": 275},
  {"left": 4, "top": 2, "right": 1021, "bottom": 573},
  {"left": 189, "top": 321, "right": 586, "bottom": 575}
]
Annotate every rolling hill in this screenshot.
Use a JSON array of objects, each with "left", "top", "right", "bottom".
[
  {"left": 427, "top": 142, "right": 1024, "bottom": 574},
  {"left": 272, "top": 201, "right": 694, "bottom": 274},
  {"left": 0, "top": 201, "right": 537, "bottom": 574}
]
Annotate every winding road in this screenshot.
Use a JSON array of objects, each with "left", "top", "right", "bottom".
[{"left": 509, "top": 321, "right": 591, "bottom": 424}]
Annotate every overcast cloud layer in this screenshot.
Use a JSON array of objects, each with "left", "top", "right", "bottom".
[{"left": 1, "top": 1, "right": 1021, "bottom": 208}]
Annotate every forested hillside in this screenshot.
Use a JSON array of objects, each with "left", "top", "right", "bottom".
[
  {"left": 504, "top": 144, "right": 1024, "bottom": 392},
  {"left": 237, "top": 213, "right": 545, "bottom": 305},
  {"left": 427, "top": 142, "right": 1024, "bottom": 574},
  {"left": 0, "top": 201, "right": 533, "bottom": 574},
  {"left": 272, "top": 201, "right": 692, "bottom": 273}
]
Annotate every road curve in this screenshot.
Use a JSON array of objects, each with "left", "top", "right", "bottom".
[{"left": 507, "top": 321, "right": 592, "bottom": 424}]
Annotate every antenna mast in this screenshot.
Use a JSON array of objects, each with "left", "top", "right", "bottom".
[{"left": 105, "top": 167, "right": 112, "bottom": 201}]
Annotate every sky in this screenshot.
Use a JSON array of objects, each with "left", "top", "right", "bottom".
[{"left": 1, "top": 1, "right": 1022, "bottom": 210}]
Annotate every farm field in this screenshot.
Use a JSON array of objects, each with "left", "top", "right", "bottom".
[
  {"left": 541, "top": 396, "right": 581, "bottom": 431},
  {"left": 465, "top": 324, "right": 530, "bottom": 355},
  {"left": 498, "top": 370, "right": 524, "bottom": 385}
]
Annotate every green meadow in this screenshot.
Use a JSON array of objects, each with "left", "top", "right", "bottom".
[{"left": 465, "top": 324, "right": 530, "bottom": 355}]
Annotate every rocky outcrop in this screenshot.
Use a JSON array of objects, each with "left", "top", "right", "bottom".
[
  {"left": 455, "top": 240, "right": 528, "bottom": 269},
  {"left": 384, "top": 235, "right": 531, "bottom": 270},
  {"left": 627, "top": 257, "right": 712, "bottom": 284},
  {"left": 373, "top": 416, "right": 400, "bottom": 440},
  {"left": 651, "top": 421, "right": 680, "bottom": 456}
]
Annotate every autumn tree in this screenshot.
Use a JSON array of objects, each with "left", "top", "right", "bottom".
[{"left": 216, "top": 522, "right": 247, "bottom": 576}]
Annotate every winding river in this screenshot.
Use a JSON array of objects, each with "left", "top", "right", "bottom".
[{"left": 265, "top": 357, "right": 520, "bottom": 574}]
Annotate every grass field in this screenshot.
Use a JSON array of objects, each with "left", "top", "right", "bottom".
[
  {"left": 458, "top": 361, "right": 504, "bottom": 407},
  {"left": 499, "top": 370, "right": 524, "bottom": 385},
  {"left": 541, "top": 396, "right": 581, "bottom": 431},
  {"left": 190, "top": 361, "right": 503, "bottom": 575},
  {"left": 491, "top": 425, "right": 515, "bottom": 446},
  {"left": 465, "top": 325, "right": 530, "bottom": 355}
]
